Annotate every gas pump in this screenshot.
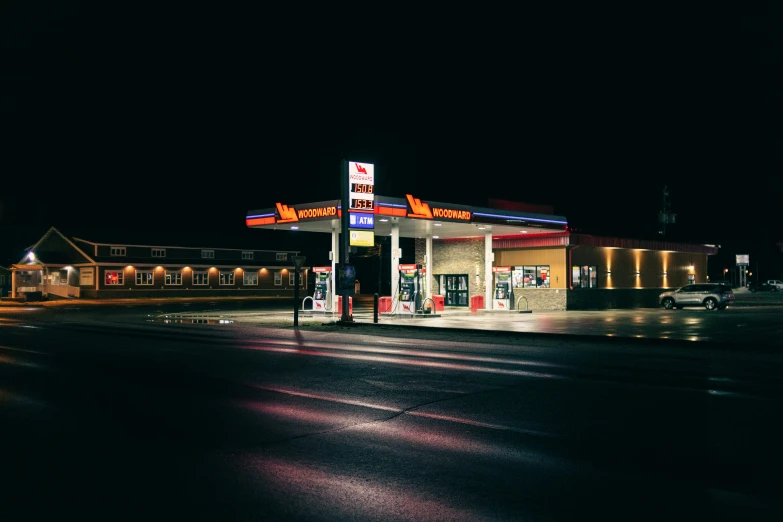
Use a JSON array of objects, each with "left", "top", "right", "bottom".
[
  {"left": 492, "top": 266, "right": 513, "bottom": 310},
  {"left": 397, "top": 263, "right": 422, "bottom": 315},
  {"left": 312, "top": 266, "right": 332, "bottom": 312}
]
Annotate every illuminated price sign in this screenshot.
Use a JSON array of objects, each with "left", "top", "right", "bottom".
[
  {"left": 350, "top": 199, "right": 374, "bottom": 210},
  {"left": 348, "top": 162, "right": 374, "bottom": 211},
  {"left": 351, "top": 183, "right": 374, "bottom": 194}
]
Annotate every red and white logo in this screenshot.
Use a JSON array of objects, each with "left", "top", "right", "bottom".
[
  {"left": 315, "top": 302, "right": 323, "bottom": 309},
  {"left": 355, "top": 163, "right": 367, "bottom": 174},
  {"left": 402, "top": 303, "right": 413, "bottom": 312},
  {"left": 496, "top": 301, "right": 506, "bottom": 308}
]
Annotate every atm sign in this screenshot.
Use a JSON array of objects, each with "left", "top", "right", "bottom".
[{"left": 349, "top": 212, "right": 374, "bottom": 229}]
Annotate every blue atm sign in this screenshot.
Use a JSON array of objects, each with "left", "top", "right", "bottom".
[{"left": 349, "top": 212, "right": 374, "bottom": 229}]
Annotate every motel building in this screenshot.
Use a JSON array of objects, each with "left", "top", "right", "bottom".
[
  {"left": 246, "top": 195, "right": 718, "bottom": 312},
  {"left": 6, "top": 227, "right": 307, "bottom": 301}
]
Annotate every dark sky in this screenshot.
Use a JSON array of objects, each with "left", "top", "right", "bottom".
[{"left": 2, "top": 3, "right": 782, "bottom": 272}]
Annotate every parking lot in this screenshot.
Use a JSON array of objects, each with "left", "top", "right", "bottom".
[{"left": 148, "top": 288, "right": 783, "bottom": 346}]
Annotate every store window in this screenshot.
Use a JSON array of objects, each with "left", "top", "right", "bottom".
[
  {"left": 219, "top": 272, "right": 235, "bottom": 285},
  {"left": 688, "top": 274, "right": 695, "bottom": 284},
  {"left": 512, "top": 266, "right": 550, "bottom": 288},
  {"left": 243, "top": 272, "right": 258, "bottom": 285},
  {"left": 289, "top": 273, "right": 303, "bottom": 286},
  {"left": 572, "top": 265, "right": 598, "bottom": 288},
  {"left": 274, "top": 272, "right": 282, "bottom": 285}
]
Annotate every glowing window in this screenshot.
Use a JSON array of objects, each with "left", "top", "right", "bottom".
[
  {"left": 165, "top": 271, "right": 182, "bottom": 285},
  {"left": 192, "top": 271, "right": 209, "bottom": 285},
  {"left": 105, "top": 271, "right": 124, "bottom": 285},
  {"left": 512, "top": 266, "right": 550, "bottom": 288},
  {"left": 135, "top": 271, "right": 154, "bottom": 285}
]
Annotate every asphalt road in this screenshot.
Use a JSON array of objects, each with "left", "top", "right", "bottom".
[{"left": 0, "top": 306, "right": 782, "bottom": 521}]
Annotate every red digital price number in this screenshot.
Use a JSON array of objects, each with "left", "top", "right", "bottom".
[
  {"left": 351, "top": 183, "right": 374, "bottom": 194},
  {"left": 351, "top": 199, "right": 374, "bottom": 210}
]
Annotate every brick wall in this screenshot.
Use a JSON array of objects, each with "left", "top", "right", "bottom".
[
  {"left": 415, "top": 238, "right": 486, "bottom": 298},
  {"left": 512, "top": 288, "right": 568, "bottom": 311}
]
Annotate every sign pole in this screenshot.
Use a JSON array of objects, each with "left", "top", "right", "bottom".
[{"left": 340, "top": 159, "right": 352, "bottom": 323}]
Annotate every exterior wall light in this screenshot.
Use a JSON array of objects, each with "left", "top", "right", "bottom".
[
  {"left": 606, "top": 269, "right": 612, "bottom": 275},
  {"left": 27, "top": 252, "right": 35, "bottom": 261},
  {"left": 635, "top": 270, "right": 640, "bottom": 276},
  {"left": 663, "top": 271, "right": 668, "bottom": 276}
]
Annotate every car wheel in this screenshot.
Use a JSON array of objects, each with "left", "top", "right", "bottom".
[
  {"left": 704, "top": 297, "right": 718, "bottom": 310},
  {"left": 662, "top": 298, "right": 675, "bottom": 310}
]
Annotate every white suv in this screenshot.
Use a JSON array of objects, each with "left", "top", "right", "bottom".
[
  {"left": 659, "top": 283, "right": 735, "bottom": 311},
  {"left": 766, "top": 280, "right": 783, "bottom": 291}
]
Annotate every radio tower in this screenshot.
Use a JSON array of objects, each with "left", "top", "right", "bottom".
[{"left": 658, "top": 185, "right": 676, "bottom": 236}]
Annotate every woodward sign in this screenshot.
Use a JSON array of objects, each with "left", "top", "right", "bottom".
[
  {"left": 275, "top": 202, "right": 338, "bottom": 223},
  {"left": 406, "top": 194, "right": 471, "bottom": 222},
  {"left": 296, "top": 206, "right": 337, "bottom": 219},
  {"left": 432, "top": 207, "right": 471, "bottom": 220}
]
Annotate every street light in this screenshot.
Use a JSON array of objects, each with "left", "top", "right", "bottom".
[{"left": 292, "top": 255, "right": 306, "bottom": 327}]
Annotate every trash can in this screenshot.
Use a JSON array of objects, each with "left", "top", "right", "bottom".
[
  {"left": 432, "top": 294, "right": 445, "bottom": 312},
  {"left": 378, "top": 296, "right": 393, "bottom": 313},
  {"left": 337, "top": 296, "right": 353, "bottom": 314},
  {"left": 470, "top": 294, "right": 484, "bottom": 312}
]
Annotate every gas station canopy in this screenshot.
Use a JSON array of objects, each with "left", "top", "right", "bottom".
[{"left": 246, "top": 194, "right": 568, "bottom": 239}]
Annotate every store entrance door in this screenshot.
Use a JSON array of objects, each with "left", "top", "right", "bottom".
[{"left": 439, "top": 274, "right": 469, "bottom": 307}]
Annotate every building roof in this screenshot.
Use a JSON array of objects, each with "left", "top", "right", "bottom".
[{"left": 246, "top": 195, "right": 569, "bottom": 240}]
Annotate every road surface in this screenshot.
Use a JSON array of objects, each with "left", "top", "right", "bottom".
[{"left": 0, "top": 309, "right": 781, "bottom": 521}]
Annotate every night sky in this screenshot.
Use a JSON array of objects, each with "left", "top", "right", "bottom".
[{"left": 2, "top": 4, "right": 782, "bottom": 276}]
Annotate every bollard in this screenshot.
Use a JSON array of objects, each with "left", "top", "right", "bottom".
[{"left": 373, "top": 293, "right": 379, "bottom": 324}]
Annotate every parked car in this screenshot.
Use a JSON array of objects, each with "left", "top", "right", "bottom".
[
  {"left": 659, "top": 283, "right": 735, "bottom": 311},
  {"left": 748, "top": 281, "right": 778, "bottom": 293},
  {"left": 766, "top": 279, "right": 783, "bottom": 290}
]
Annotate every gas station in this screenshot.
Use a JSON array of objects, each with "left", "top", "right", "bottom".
[{"left": 245, "top": 161, "right": 570, "bottom": 316}]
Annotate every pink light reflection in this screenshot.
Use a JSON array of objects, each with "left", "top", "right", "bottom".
[
  {"left": 239, "top": 400, "right": 363, "bottom": 426},
  {"left": 242, "top": 456, "right": 498, "bottom": 522},
  {"left": 249, "top": 338, "right": 565, "bottom": 369},
  {"left": 239, "top": 344, "right": 564, "bottom": 378},
  {"left": 250, "top": 385, "right": 400, "bottom": 412}
]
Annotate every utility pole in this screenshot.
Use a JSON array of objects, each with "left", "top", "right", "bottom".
[
  {"left": 339, "top": 159, "right": 353, "bottom": 323},
  {"left": 658, "top": 185, "right": 676, "bottom": 236}
]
